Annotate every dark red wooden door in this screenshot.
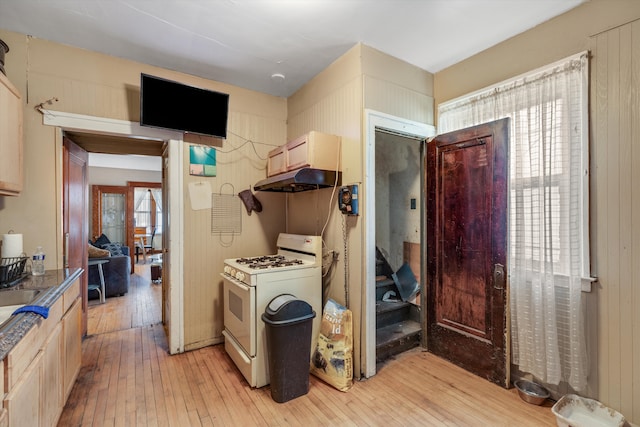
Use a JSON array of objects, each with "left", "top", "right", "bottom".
[
  {"left": 426, "top": 118, "right": 509, "bottom": 387},
  {"left": 63, "top": 136, "right": 89, "bottom": 336}
]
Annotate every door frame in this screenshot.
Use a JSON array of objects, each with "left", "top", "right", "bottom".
[
  {"left": 91, "top": 184, "right": 128, "bottom": 242},
  {"left": 363, "top": 109, "right": 435, "bottom": 377},
  {"left": 46, "top": 109, "right": 186, "bottom": 354}
]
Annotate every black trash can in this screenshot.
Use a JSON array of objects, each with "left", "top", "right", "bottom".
[{"left": 261, "top": 294, "right": 316, "bottom": 403}]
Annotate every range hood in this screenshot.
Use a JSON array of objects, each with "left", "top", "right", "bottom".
[{"left": 254, "top": 168, "right": 342, "bottom": 192}]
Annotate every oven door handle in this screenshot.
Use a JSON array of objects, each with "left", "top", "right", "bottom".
[{"left": 220, "top": 273, "right": 251, "bottom": 290}]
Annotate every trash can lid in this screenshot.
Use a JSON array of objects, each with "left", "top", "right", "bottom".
[{"left": 264, "top": 293, "right": 313, "bottom": 321}]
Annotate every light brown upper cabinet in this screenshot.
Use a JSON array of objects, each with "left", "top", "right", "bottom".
[
  {"left": 0, "top": 72, "right": 23, "bottom": 196},
  {"left": 267, "top": 131, "right": 341, "bottom": 177}
]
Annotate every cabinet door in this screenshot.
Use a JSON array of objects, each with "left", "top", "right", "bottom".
[
  {"left": 267, "top": 146, "right": 287, "bottom": 176},
  {"left": 5, "top": 350, "right": 42, "bottom": 427},
  {"left": 62, "top": 298, "right": 82, "bottom": 400},
  {"left": 286, "top": 131, "right": 341, "bottom": 172},
  {"left": 286, "top": 135, "right": 311, "bottom": 171},
  {"left": 0, "top": 73, "right": 22, "bottom": 196},
  {"left": 41, "top": 323, "right": 62, "bottom": 427}
]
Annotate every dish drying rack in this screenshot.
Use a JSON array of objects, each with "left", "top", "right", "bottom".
[{"left": 0, "top": 256, "right": 28, "bottom": 287}]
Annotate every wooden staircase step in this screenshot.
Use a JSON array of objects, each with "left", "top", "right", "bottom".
[
  {"left": 376, "top": 301, "right": 411, "bottom": 328},
  {"left": 376, "top": 276, "right": 398, "bottom": 301},
  {"left": 375, "top": 319, "right": 421, "bottom": 362}
]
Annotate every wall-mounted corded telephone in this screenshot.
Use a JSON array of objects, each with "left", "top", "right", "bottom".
[{"left": 338, "top": 184, "right": 359, "bottom": 215}]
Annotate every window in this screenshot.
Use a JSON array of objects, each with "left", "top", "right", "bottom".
[
  {"left": 134, "top": 188, "right": 162, "bottom": 234},
  {"left": 510, "top": 99, "right": 573, "bottom": 275}
]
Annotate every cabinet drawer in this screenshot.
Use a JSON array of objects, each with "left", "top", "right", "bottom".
[
  {"left": 5, "top": 298, "right": 60, "bottom": 390},
  {"left": 62, "top": 279, "right": 80, "bottom": 314},
  {"left": 41, "top": 297, "right": 62, "bottom": 338}
]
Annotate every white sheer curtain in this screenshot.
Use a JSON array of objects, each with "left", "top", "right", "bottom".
[
  {"left": 438, "top": 52, "right": 589, "bottom": 390},
  {"left": 134, "top": 189, "right": 147, "bottom": 212},
  {"left": 150, "top": 188, "right": 162, "bottom": 213}
]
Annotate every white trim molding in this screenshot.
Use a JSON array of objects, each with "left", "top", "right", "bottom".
[
  {"left": 42, "top": 109, "right": 185, "bottom": 354},
  {"left": 363, "top": 109, "right": 435, "bottom": 378}
]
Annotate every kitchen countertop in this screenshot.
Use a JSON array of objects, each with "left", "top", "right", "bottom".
[{"left": 0, "top": 268, "right": 83, "bottom": 360}]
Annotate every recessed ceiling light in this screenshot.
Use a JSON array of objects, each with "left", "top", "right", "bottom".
[{"left": 271, "top": 73, "right": 285, "bottom": 81}]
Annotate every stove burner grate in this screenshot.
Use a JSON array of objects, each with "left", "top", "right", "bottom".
[
  {"left": 236, "top": 255, "right": 285, "bottom": 264},
  {"left": 273, "top": 260, "right": 304, "bottom": 267},
  {"left": 236, "top": 254, "right": 304, "bottom": 269}
]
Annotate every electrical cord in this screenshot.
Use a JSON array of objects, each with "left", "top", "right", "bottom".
[
  {"left": 342, "top": 214, "right": 349, "bottom": 309},
  {"left": 214, "top": 129, "right": 280, "bottom": 160},
  {"left": 320, "top": 139, "right": 341, "bottom": 241}
]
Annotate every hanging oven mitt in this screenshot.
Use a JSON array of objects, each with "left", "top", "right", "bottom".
[{"left": 238, "top": 189, "right": 262, "bottom": 215}]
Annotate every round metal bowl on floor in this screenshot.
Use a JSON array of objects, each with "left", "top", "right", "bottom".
[{"left": 514, "top": 379, "right": 550, "bottom": 405}]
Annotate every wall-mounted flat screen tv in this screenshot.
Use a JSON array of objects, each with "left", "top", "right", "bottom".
[{"left": 140, "top": 73, "right": 229, "bottom": 138}]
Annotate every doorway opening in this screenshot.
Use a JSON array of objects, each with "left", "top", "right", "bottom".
[
  {"left": 374, "top": 129, "right": 424, "bottom": 363},
  {"left": 363, "top": 110, "right": 436, "bottom": 377},
  {"left": 47, "top": 109, "right": 185, "bottom": 354},
  {"left": 70, "top": 133, "right": 164, "bottom": 336}
]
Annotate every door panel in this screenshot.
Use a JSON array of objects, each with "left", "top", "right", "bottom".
[
  {"left": 426, "top": 118, "right": 509, "bottom": 386},
  {"left": 161, "top": 145, "right": 171, "bottom": 342},
  {"left": 63, "top": 137, "right": 88, "bottom": 336}
]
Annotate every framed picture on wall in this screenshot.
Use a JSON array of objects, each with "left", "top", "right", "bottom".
[{"left": 189, "top": 145, "right": 216, "bottom": 177}]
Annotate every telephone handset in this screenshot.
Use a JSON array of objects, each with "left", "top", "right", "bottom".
[{"left": 338, "top": 184, "right": 359, "bottom": 215}]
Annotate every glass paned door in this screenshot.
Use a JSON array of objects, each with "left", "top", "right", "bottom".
[
  {"left": 101, "top": 192, "right": 125, "bottom": 243},
  {"left": 91, "top": 185, "right": 129, "bottom": 244}
]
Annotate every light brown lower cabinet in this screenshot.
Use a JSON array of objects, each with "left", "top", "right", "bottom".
[
  {"left": 62, "top": 298, "right": 82, "bottom": 401},
  {"left": 41, "top": 323, "right": 62, "bottom": 427},
  {"left": 2, "top": 278, "right": 81, "bottom": 427},
  {"left": 5, "top": 349, "right": 42, "bottom": 427}
]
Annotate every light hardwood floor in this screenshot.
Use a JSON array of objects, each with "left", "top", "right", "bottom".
[
  {"left": 58, "top": 263, "right": 557, "bottom": 426},
  {"left": 85, "top": 261, "right": 162, "bottom": 336}
]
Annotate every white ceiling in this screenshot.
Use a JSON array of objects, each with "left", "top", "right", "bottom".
[{"left": 0, "top": 0, "right": 585, "bottom": 98}]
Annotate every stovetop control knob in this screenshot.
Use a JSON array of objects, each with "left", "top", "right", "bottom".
[
  {"left": 235, "top": 271, "right": 245, "bottom": 281},
  {"left": 223, "top": 265, "right": 231, "bottom": 275}
]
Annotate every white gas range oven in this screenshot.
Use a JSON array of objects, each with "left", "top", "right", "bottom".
[{"left": 221, "top": 233, "right": 322, "bottom": 388}]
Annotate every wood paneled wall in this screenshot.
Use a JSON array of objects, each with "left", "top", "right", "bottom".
[
  {"left": 182, "top": 110, "right": 287, "bottom": 349},
  {"left": 286, "top": 43, "right": 434, "bottom": 379},
  {"left": 286, "top": 48, "right": 365, "bottom": 375},
  {"left": 590, "top": 18, "right": 640, "bottom": 422}
]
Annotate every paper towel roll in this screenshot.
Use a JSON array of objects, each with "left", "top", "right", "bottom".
[{"left": 1, "top": 233, "right": 23, "bottom": 258}]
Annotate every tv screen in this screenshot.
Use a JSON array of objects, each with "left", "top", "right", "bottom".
[{"left": 140, "top": 73, "right": 229, "bottom": 138}]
